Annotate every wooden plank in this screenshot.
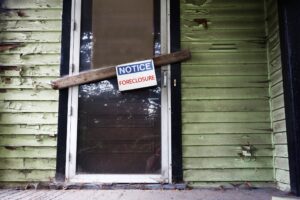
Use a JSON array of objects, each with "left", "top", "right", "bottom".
[
  {"left": 276, "top": 169, "right": 290, "bottom": 184},
  {"left": 274, "top": 132, "right": 288, "bottom": 145},
  {"left": 0, "top": 101, "right": 58, "bottom": 113},
  {"left": 183, "top": 169, "right": 273, "bottom": 182},
  {"left": 275, "top": 157, "right": 290, "bottom": 171},
  {"left": 272, "top": 107, "right": 285, "bottom": 122},
  {"left": 277, "top": 182, "right": 291, "bottom": 192},
  {"left": 275, "top": 145, "right": 289, "bottom": 158},
  {"left": 183, "top": 157, "right": 273, "bottom": 169},
  {"left": 0, "top": 43, "right": 21, "bottom": 52},
  {"left": 0, "top": 54, "right": 60, "bottom": 65},
  {"left": 182, "top": 134, "right": 272, "bottom": 146},
  {"left": 181, "top": 19, "right": 265, "bottom": 30},
  {"left": 0, "top": 135, "right": 57, "bottom": 147},
  {"left": 24, "top": 158, "right": 56, "bottom": 170},
  {"left": 181, "top": 0, "right": 263, "bottom": 9},
  {"left": 271, "top": 82, "right": 284, "bottom": 97},
  {"left": 273, "top": 120, "right": 287, "bottom": 133},
  {"left": 0, "top": 32, "right": 61, "bottom": 43},
  {"left": 0, "top": 170, "right": 55, "bottom": 182},
  {"left": 0, "top": 21, "right": 61, "bottom": 32},
  {"left": 0, "top": 125, "right": 57, "bottom": 135},
  {"left": 182, "top": 64, "right": 268, "bottom": 76},
  {"left": 0, "top": 113, "right": 58, "bottom": 125},
  {"left": 0, "top": 43, "right": 60, "bottom": 54},
  {"left": 182, "top": 145, "right": 274, "bottom": 157},
  {"left": 270, "top": 55, "right": 282, "bottom": 74},
  {"left": 272, "top": 95, "right": 285, "bottom": 110},
  {"left": 182, "top": 100, "right": 270, "bottom": 112},
  {"left": 0, "top": 159, "right": 23, "bottom": 170},
  {"left": 181, "top": 30, "right": 265, "bottom": 42},
  {"left": 0, "top": 147, "right": 56, "bottom": 158},
  {"left": 183, "top": 123, "right": 271, "bottom": 134},
  {"left": 269, "top": 42, "right": 281, "bottom": 62},
  {"left": 182, "top": 12, "right": 264, "bottom": 21},
  {"left": 181, "top": 41, "right": 265, "bottom": 53},
  {"left": 51, "top": 50, "right": 191, "bottom": 89},
  {"left": 0, "top": 89, "right": 58, "bottom": 101},
  {"left": 182, "top": 76, "right": 269, "bottom": 88},
  {"left": 182, "top": 112, "right": 270, "bottom": 123},
  {"left": 0, "top": 0, "right": 62, "bottom": 9},
  {"left": 0, "top": 10, "right": 62, "bottom": 21},
  {"left": 269, "top": 29, "right": 280, "bottom": 47},
  {"left": 0, "top": 77, "right": 55, "bottom": 89},
  {"left": 181, "top": 6, "right": 264, "bottom": 17},
  {"left": 182, "top": 88, "right": 269, "bottom": 100},
  {"left": 0, "top": 65, "right": 59, "bottom": 77},
  {"left": 185, "top": 52, "right": 266, "bottom": 65},
  {"left": 0, "top": 158, "right": 56, "bottom": 170},
  {"left": 271, "top": 68, "right": 283, "bottom": 86}
]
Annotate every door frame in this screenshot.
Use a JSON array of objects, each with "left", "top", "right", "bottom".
[{"left": 64, "top": 0, "right": 172, "bottom": 183}]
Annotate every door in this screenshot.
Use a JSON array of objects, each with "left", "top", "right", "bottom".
[{"left": 66, "top": 0, "right": 171, "bottom": 183}]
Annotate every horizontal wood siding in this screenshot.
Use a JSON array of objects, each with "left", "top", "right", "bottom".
[
  {"left": 181, "top": 0, "right": 274, "bottom": 187},
  {"left": 265, "top": 0, "right": 290, "bottom": 191},
  {"left": 0, "top": 0, "right": 62, "bottom": 184}
]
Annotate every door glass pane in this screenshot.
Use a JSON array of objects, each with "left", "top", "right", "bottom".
[{"left": 76, "top": 0, "right": 161, "bottom": 174}]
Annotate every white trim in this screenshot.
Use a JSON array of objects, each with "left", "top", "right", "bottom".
[
  {"left": 65, "top": 0, "right": 81, "bottom": 181},
  {"left": 66, "top": 0, "right": 172, "bottom": 183},
  {"left": 68, "top": 175, "right": 164, "bottom": 183},
  {"left": 160, "top": 0, "right": 172, "bottom": 183}
]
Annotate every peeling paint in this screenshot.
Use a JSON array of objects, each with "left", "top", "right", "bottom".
[
  {"left": 193, "top": 18, "right": 208, "bottom": 29},
  {"left": 16, "top": 10, "right": 28, "bottom": 17},
  {"left": 4, "top": 146, "right": 17, "bottom": 151},
  {"left": 185, "top": 0, "right": 212, "bottom": 6},
  {"left": 0, "top": 43, "right": 22, "bottom": 52}
]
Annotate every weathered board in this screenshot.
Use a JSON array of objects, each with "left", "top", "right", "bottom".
[
  {"left": 51, "top": 50, "right": 191, "bottom": 89},
  {"left": 266, "top": 0, "right": 290, "bottom": 191},
  {"left": 0, "top": 0, "right": 62, "bottom": 185},
  {"left": 180, "top": 0, "right": 274, "bottom": 186}
]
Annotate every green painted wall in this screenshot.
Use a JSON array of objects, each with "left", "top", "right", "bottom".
[
  {"left": 181, "top": 0, "right": 274, "bottom": 187},
  {"left": 0, "top": 0, "right": 290, "bottom": 189},
  {"left": 266, "top": 0, "right": 290, "bottom": 191},
  {"left": 0, "top": 0, "right": 61, "bottom": 186}
]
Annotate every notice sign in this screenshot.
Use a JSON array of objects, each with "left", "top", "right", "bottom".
[{"left": 116, "top": 59, "right": 157, "bottom": 91}]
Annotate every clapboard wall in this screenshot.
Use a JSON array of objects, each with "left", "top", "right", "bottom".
[
  {"left": 180, "top": 0, "right": 274, "bottom": 187},
  {"left": 0, "top": 0, "right": 61, "bottom": 186},
  {"left": 266, "top": 0, "right": 290, "bottom": 191}
]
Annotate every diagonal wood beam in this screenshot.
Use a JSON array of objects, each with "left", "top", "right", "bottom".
[{"left": 51, "top": 49, "right": 191, "bottom": 90}]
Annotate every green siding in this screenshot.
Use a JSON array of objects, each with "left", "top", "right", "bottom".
[
  {"left": 266, "top": 0, "right": 290, "bottom": 191},
  {"left": 181, "top": 0, "right": 274, "bottom": 187},
  {"left": 0, "top": 0, "right": 61, "bottom": 185},
  {"left": 0, "top": 0, "right": 290, "bottom": 189}
]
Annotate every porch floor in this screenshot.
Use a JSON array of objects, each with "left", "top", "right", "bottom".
[{"left": 0, "top": 188, "right": 299, "bottom": 200}]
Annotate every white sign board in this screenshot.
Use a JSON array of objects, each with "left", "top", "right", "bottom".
[{"left": 116, "top": 59, "right": 157, "bottom": 91}]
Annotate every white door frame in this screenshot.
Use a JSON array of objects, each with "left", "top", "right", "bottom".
[{"left": 65, "top": 0, "right": 172, "bottom": 183}]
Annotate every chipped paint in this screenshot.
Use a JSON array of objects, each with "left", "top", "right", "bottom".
[
  {"left": 0, "top": 43, "right": 22, "bottom": 52},
  {"left": 0, "top": 0, "right": 62, "bottom": 185}
]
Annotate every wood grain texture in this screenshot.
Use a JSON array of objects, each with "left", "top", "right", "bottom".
[{"left": 51, "top": 50, "right": 191, "bottom": 89}]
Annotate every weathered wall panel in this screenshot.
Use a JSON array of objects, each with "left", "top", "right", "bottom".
[
  {"left": 265, "top": 0, "right": 290, "bottom": 191},
  {"left": 0, "top": 0, "right": 62, "bottom": 185},
  {"left": 181, "top": 0, "right": 273, "bottom": 187}
]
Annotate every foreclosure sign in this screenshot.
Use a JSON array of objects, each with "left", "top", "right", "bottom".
[{"left": 116, "top": 59, "right": 157, "bottom": 91}]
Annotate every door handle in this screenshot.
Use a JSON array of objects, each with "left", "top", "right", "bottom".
[{"left": 163, "top": 71, "right": 168, "bottom": 88}]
